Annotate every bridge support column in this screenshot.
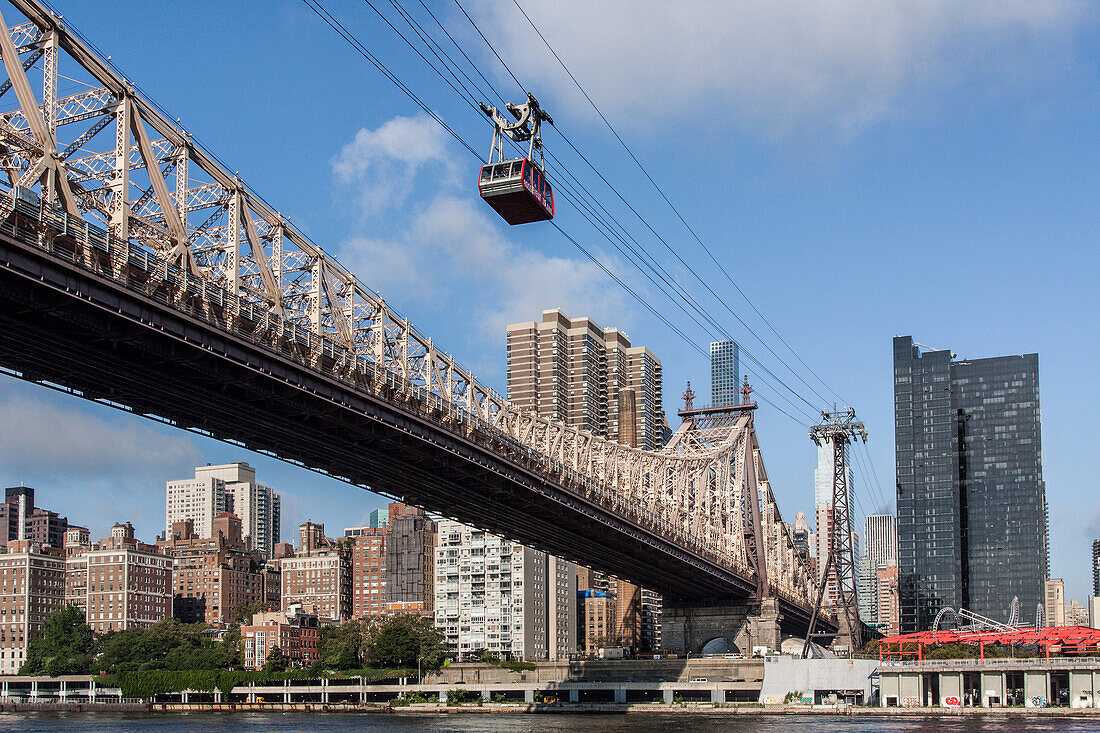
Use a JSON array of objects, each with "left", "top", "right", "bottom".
[
  {"left": 661, "top": 599, "right": 784, "bottom": 655},
  {"left": 736, "top": 598, "right": 782, "bottom": 655},
  {"left": 660, "top": 602, "right": 752, "bottom": 655}
]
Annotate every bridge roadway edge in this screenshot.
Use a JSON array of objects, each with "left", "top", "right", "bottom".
[{"left": 0, "top": 224, "right": 821, "bottom": 633}]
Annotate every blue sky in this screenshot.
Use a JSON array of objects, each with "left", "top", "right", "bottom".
[{"left": 1, "top": 1, "right": 1097, "bottom": 603}]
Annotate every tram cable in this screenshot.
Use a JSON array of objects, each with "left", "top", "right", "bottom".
[
  {"left": 304, "top": 0, "right": 819, "bottom": 426},
  {"left": 449, "top": 0, "right": 830, "bottom": 416},
  {"left": 393, "top": 0, "right": 823, "bottom": 423},
  {"left": 509, "top": 0, "right": 848, "bottom": 408}
]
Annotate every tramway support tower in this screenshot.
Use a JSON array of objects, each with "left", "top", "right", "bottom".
[{"left": 803, "top": 408, "right": 868, "bottom": 657}]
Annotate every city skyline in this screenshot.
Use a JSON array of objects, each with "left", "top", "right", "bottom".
[{"left": 0, "top": 0, "right": 1094, "bottom": 607}]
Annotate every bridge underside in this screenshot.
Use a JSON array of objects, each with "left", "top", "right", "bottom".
[{"left": 0, "top": 224, "right": 827, "bottom": 633}]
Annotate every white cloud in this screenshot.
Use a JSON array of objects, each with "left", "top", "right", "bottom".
[
  {"left": 468, "top": 0, "right": 1086, "bottom": 135},
  {"left": 331, "top": 114, "right": 455, "bottom": 214},
  {"left": 410, "top": 196, "right": 627, "bottom": 341},
  {"left": 331, "top": 115, "right": 635, "bottom": 378}
]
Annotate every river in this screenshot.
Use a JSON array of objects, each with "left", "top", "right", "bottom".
[{"left": 1, "top": 712, "right": 1098, "bottom": 732}]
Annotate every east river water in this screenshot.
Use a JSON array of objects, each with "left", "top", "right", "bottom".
[{"left": 2, "top": 713, "right": 1100, "bottom": 732}]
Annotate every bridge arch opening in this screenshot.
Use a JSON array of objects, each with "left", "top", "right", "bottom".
[{"left": 701, "top": 637, "right": 740, "bottom": 655}]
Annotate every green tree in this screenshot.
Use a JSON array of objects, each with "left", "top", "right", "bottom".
[
  {"left": 217, "top": 625, "right": 244, "bottom": 670},
  {"left": 229, "top": 601, "right": 271, "bottom": 625},
  {"left": 20, "top": 605, "right": 93, "bottom": 676},
  {"left": 316, "top": 619, "right": 364, "bottom": 670},
  {"left": 363, "top": 614, "right": 446, "bottom": 670},
  {"left": 93, "top": 619, "right": 223, "bottom": 673},
  {"left": 263, "top": 645, "right": 288, "bottom": 672}
]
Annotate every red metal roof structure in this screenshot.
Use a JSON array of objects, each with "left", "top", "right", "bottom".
[{"left": 879, "top": 626, "right": 1100, "bottom": 662}]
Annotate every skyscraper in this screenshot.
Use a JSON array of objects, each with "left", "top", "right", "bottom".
[
  {"left": 506, "top": 309, "right": 665, "bottom": 451},
  {"left": 434, "top": 520, "right": 575, "bottom": 661},
  {"left": 865, "top": 514, "right": 898, "bottom": 572},
  {"left": 862, "top": 514, "right": 898, "bottom": 632},
  {"left": 710, "top": 340, "right": 740, "bottom": 407},
  {"left": 791, "top": 511, "right": 812, "bottom": 560},
  {"left": 894, "top": 336, "right": 1046, "bottom": 632},
  {"left": 507, "top": 308, "right": 666, "bottom": 650},
  {"left": 166, "top": 463, "right": 281, "bottom": 559},
  {"left": 1093, "top": 539, "right": 1100, "bottom": 597}
]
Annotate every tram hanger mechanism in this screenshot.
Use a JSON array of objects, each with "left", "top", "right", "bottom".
[{"left": 478, "top": 93, "right": 554, "bottom": 225}]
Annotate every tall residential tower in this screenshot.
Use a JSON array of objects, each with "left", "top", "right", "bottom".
[
  {"left": 710, "top": 340, "right": 741, "bottom": 408},
  {"left": 166, "top": 463, "right": 281, "bottom": 559},
  {"left": 893, "top": 336, "right": 1046, "bottom": 632},
  {"left": 506, "top": 309, "right": 665, "bottom": 451}
]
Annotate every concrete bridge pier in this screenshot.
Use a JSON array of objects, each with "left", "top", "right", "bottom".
[{"left": 661, "top": 599, "right": 782, "bottom": 655}]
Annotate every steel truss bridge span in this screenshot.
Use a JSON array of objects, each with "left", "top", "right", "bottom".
[{"left": 0, "top": 0, "right": 831, "bottom": 633}]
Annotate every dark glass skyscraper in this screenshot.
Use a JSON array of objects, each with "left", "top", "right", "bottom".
[{"left": 894, "top": 336, "right": 1046, "bottom": 632}]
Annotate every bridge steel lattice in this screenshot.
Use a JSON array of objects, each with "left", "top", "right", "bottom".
[{"left": 0, "top": 0, "right": 832, "bottom": 635}]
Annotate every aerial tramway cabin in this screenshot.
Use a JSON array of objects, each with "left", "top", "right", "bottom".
[
  {"left": 478, "top": 93, "right": 555, "bottom": 226},
  {"left": 478, "top": 157, "right": 554, "bottom": 225}
]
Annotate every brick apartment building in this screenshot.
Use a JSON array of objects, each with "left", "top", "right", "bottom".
[
  {"left": 64, "top": 522, "right": 173, "bottom": 633},
  {"left": 0, "top": 540, "right": 65, "bottom": 674},
  {"left": 0, "top": 486, "right": 68, "bottom": 550},
  {"left": 157, "top": 513, "right": 267, "bottom": 624},
  {"left": 241, "top": 604, "right": 320, "bottom": 670},
  {"left": 281, "top": 522, "right": 352, "bottom": 623}
]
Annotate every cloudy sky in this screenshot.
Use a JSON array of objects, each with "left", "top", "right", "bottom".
[{"left": 1, "top": 1, "right": 1097, "bottom": 602}]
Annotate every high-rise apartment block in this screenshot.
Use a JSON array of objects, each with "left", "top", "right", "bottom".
[
  {"left": 63, "top": 522, "right": 173, "bottom": 634},
  {"left": 0, "top": 540, "right": 65, "bottom": 674},
  {"left": 166, "top": 463, "right": 281, "bottom": 559},
  {"left": 710, "top": 340, "right": 741, "bottom": 408},
  {"left": 157, "top": 513, "right": 267, "bottom": 625},
  {"left": 876, "top": 565, "right": 900, "bottom": 636},
  {"left": 385, "top": 505, "right": 435, "bottom": 613},
  {"left": 507, "top": 308, "right": 665, "bottom": 652},
  {"left": 894, "top": 337, "right": 1047, "bottom": 632},
  {"left": 0, "top": 486, "right": 68, "bottom": 550},
  {"left": 1045, "top": 578, "right": 1065, "bottom": 627},
  {"left": 351, "top": 528, "right": 388, "bottom": 618},
  {"left": 1093, "top": 539, "right": 1100, "bottom": 598},
  {"left": 577, "top": 586, "right": 613, "bottom": 656},
  {"left": 857, "top": 554, "right": 876, "bottom": 626},
  {"left": 506, "top": 309, "right": 664, "bottom": 450},
  {"left": 281, "top": 522, "right": 352, "bottom": 623},
  {"left": 434, "top": 520, "right": 575, "bottom": 661}
]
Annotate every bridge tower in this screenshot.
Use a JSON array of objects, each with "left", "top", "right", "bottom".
[{"left": 803, "top": 409, "right": 868, "bottom": 656}]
